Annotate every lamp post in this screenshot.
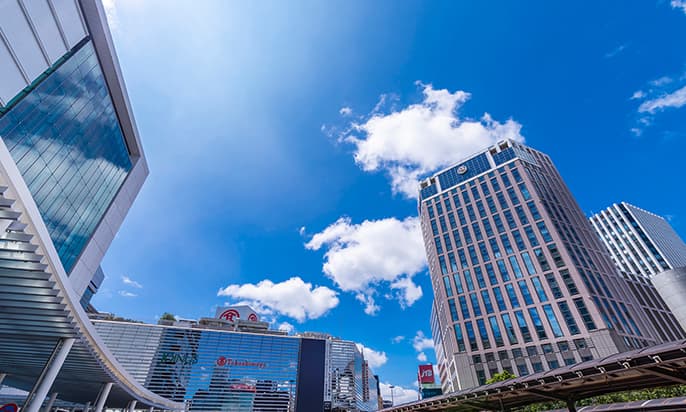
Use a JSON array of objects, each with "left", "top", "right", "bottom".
[{"left": 389, "top": 385, "right": 395, "bottom": 405}]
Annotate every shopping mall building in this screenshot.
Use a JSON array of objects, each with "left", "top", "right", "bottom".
[{"left": 89, "top": 306, "right": 381, "bottom": 412}]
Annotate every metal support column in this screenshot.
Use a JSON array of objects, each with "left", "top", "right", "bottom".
[
  {"left": 566, "top": 398, "right": 577, "bottom": 412},
  {"left": 0, "top": 373, "right": 6, "bottom": 388},
  {"left": 127, "top": 400, "right": 137, "bottom": 412},
  {"left": 43, "top": 392, "right": 58, "bottom": 412},
  {"left": 93, "top": 382, "right": 113, "bottom": 412},
  {"left": 23, "top": 338, "right": 75, "bottom": 412},
  {"left": 83, "top": 401, "right": 91, "bottom": 412}
]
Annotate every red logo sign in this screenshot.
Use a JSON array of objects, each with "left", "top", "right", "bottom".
[
  {"left": 216, "top": 356, "right": 267, "bottom": 368},
  {"left": 219, "top": 309, "right": 240, "bottom": 321},
  {"left": 248, "top": 313, "right": 258, "bottom": 321},
  {"left": 418, "top": 365, "right": 435, "bottom": 384},
  {"left": 0, "top": 404, "right": 18, "bottom": 412}
]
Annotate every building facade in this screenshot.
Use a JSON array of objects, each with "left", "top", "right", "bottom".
[
  {"left": 590, "top": 203, "right": 686, "bottom": 278},
  {"left": 591, "top": 203, "right": 686, "bottom": 333},
  {"left": 93, "top": 316, "right": 380, "bottom": 412},
  {"left": 420, "top": 140, "right": 669, "bottom": 392},
  {"left": 0, "top": 1, "right": 178, "bottom": 410}
]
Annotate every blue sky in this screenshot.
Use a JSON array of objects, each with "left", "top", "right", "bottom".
[{"left": 94, "top": 0, "right": 686, "bottom": 402}]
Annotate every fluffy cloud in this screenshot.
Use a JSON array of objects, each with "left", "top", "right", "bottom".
[
  {"left": 356, "top": 343, "right": 388, "bottom": 369},
  {"left": 118, "top": 290, "right": 137, "bottom": 298},
  {"left": 672, "top": 0, "right": 686, "bottom": 14},
  {"left": 417, "top": 352, "right": 428, "bottom": 362},
  {"left": 122, "top": 275, "right": 143, "bottom": 289},
  {"left": 380, "top": 382, "right": 419, "bottom": 405},
  {"left": 413, "top": 331, "right": 434, "bottom": 352},
  {"left": 339, "top": 83, "right": 523, "bottom": 198},
  {"left": 339, "top": 106, "right": 353, "bottom": 116},
  {"left": 217, "top": 277, "right": 339, "bottom": 322},
  {"left": 638, "top": 85, "right": 686, "bottom": 114},
  {"left": 392, "top": 335, "right": 405, "bottom": 344},
  {"left": 305, "top": 216, "right": 427, "bottom": 313},
  {"left": 278, "top": 322, "right": 294, "bottom": 334}
]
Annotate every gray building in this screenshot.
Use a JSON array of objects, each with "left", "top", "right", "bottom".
[
  {"left": 590, "top": 202, "right": 686, "bottom": 278},
  {"left": 93, "top": 316, "right": 380, "bottom": 412},
  {"left": 419, "top": 140, "right": 673, "bottom": 393},
  {"left": 591, "top": 203, "right": 686, "bottom": 333},
  {"left": 0, "top": 1, "right": 179, "bottom": 410}
]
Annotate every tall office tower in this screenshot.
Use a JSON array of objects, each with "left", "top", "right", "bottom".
[
  {"left": 0, "top": 1, "right": 178, "bottom": 410},
  {"left": 590, "top": 203, "right": 686, "bottom": 278},
  {"left": 419, "top": 140, "right": 669, "bottom": 393},
  {"left": 591, "top": 203, "right": 686, "bottom": 333}
]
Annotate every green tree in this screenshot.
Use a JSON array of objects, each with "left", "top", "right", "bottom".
[
  {"left": 486, "top": 370, "right": 516, "bottom": 384},
  {"left": 160, "top": 312, "right": 176, "bottom": 321}
]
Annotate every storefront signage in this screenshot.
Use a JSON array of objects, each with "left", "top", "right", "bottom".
[
  {"left": 418, "top": 364, "right": 435, "bottom": 384},
  {"left": 159, "top": 352, "right": 198, "bottom": 365},
  {"left": 216, "top": 356, "right": 266, "bottom": 369},
  {"left": 0, "top": 404, "right": 18, "bottom": 412}
]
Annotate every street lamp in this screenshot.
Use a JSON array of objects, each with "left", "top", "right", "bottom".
[{"left": 389, "top": 385, "right": 395, "bottom": 405}]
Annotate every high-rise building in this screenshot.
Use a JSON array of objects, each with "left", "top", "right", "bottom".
[
  {"left": 0, "top": 1, "right": 178, "bottom": 410},
  {"left": 590, "top": 203, "right": 686, "bottom": 333},
  {"left": 590, "top": 203, "right": 686, "bottom": 278},
  {"left": 419, "top": 139, "right": 674, "bottom": 392}
]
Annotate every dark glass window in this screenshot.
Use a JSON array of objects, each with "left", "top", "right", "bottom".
[
  {"left": 502, "top": 313, "right": 518, "bottom": 344},
  {"left": 505, "top": 283, "right": 520, "bottom": 308},
  {"left": 518, "top": 280, "right": 534, "bottom": 305},
  {"left": 490, "top": 238, "right": 502, "bottom": 258},
  {"left": 490, "top": 177, "right": 501, "bottom": 192},
  {"left": 534, "top": 248, "right": 550, "bottom": 271},
  {"left": 521, "top": 252, "right": 537, "bottom": 275},
  {"left": 527, "top": 201, "right": 541, "bottom": 220},
  {"left": 483, "top": 219, "right": 494, "bottom": 237},
  {"left": 476, "top": 200, "right": 486, "bottom": 218},
  {"left": 511, "top": 169, "right": 522, "bottom": 183},
  {"left": 486, "top": 196, "right": 497, "bottom": 213},
  {"left": 444, "top": 233, "right": 453, "bottom": 252},
  {"left": 543, "top": 305, "right": 564, "bottom": 338},
  {"left": 470, "top": 293, "right": 482, "bottom": 317},
  {"left": 427, "top": 205, "right": 435, "bottom": 219},
  {"left": 497, "top": 260, "right": 510, "bottom": 282},
  {"left": 439, "top": 216, "right": 448, "bottom": 232},
  {"left": 482, "top": 290, "right": 494, "bottom": 313},
  {"left": 501, "top": 173, "right": 512, "bottom": 187},
  {"left": 501, "top": 234, "right": 514, "bottom": 255},
  {"left": 480, "top": 182, "right": 490, "bottom": 196},
  {"left": 448, "top": 252, "right": 458, "bottom": 272},
  {"left": 509, "top": 256, "right": 524, "bottom": 279},
  {"left": 493, "top": 214, "right": 505, "bottom": 233},
  {"left": 453, "top": 273, "right": 464, "bottom": 294},
  {"left": 472, "top": 223, "right": 483, "bottom": 241},
  {"left": 489, "top": 316, "right": 505, "bottom": 347},
  {"left": 477, "top": 319, "right": 491, "bottom": 349},
  {"left": 512, "top": 230, "right": 526, "bottom": 251},
  {"left": 574, "top": 298, "right": 597, "bottom": 331},
  {"left": 504, "top": 210, "right": 517, "bottom": 229},
  {"left": 457, "top": 209, "right": 467, "bottom": 225},
  {"left": 493, "top": 287, "right": 507, "bottom": 311},
  {"left": 464, "top": 269, "right": 475, "bottom": 291},
  {"left": 435, "top": 237, "right": 443, "bottom": 255},
  {"left": 545, "top": 273, "right": 563, "bottom": 299},
  {"left": 448, "top": 299, "right": 459, "bottom": 321},
  {"left": 1, "top": 41, "right": 132, "bottom": 273},
  {"left": 454, "top": 324, "right": 466, "bottom": 352},
  {"left": 431, "top": 220, "right": 439, "bottom": 236},
  {"left": 448, "top": 212, "right": 457, "bottom": 229},
  {"left": 468, "top": 246, "right": 479, "bottom": 265},
  {"left": 458, "top": 249, "right": 468, "bottom": 267},
  {"left": 452, "top": 230, "right": 462, "bottom": 248},
  {"left": 548, "top": 243, "right": 565, "bottom": 267},
  {"left": 558, "top": 301, "right": 581, "bottom": 335},
  {"left": 474, "top": 266, "right": 486, "bottom": 289},
  {"left": 466, "top": 204, "right": 476, "bottom": 221},
  {"left": 465, "top": 322, "right": 478, "bottom": 351},
  {"left": 518, "top": 183, "right": 531, "bottom": 200},
  {"left": 444, "top": 198, "right": 452, "bottom": 212},
  {"left": 524, "top": 226, "right": 539, "bottom": 247},
  {"left": 531, "top": 277, "right": 548, "bottom": 302},
  {"left": 560, "top": 269, "right": 579, "bottom": 295},
  {"left": 515, "top": 206, "right": 529, "bottom": 225},
  {"left": 515, "top": 310, "right": 533, "bottom": 342},
  {"left": 443, "top": 276, "right": 453, "bottom": 297},
  {"left": 471, "top": 186, "right": 481, "bottom": 200},
  {"left": 485, "top": 263, "right": 498, "bottom": 286},
  {"left": 507, "top": 187, "right": 520, "bottom": 205},
  {"left": 459, "top": 295, "right": 471, "bottom": 319},
  {"left": 528, "top": 308, "right": 548, "bottom": 339},
  {"left": 439, "top": 256, "right": 448, "bottom": 275},
  {"left": 537, "top": 221, "right": 553, "bottom": 243},
  {"left": 478, "top": 242, "right": 490, "bottom": 262},
  {"left": 463, "top": 226, "right": 473, "bottom": 245},
  {"left": 496, "top": 191, "right": 508, "bottom": 209}
]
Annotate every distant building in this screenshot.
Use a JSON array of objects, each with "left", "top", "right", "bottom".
[
  {"left": 591, "top": 203, "right": 686, "bottom": 333},
  {"left": 92, "top": 306, "right": 380, "bottom": 411},
  {"left": 590, "top": 202, "right": 686, "bottom": 277},
  {"left": 419, "top": 140, "right": 674, "bottom": 392}
]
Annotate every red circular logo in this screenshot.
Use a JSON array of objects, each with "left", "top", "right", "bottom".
[
  {"left": 0, "top": 404, "right": 18, "bottom": 412},
  {"left": 248, "top": 313, "right": 258, "bottom": 321},
  {"left": 219, "top": 309, "right": 240, "bottom": 321},
  {"left": 216, "top": 356, "right": 227, "bottom": 366}
]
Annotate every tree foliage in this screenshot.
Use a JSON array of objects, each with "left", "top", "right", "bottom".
[
  {"left": 160, "top": 312, "right": 176, "bottom": 321},
  {"left": 486, "top": 370, "right": 516, "bottom": 384}
]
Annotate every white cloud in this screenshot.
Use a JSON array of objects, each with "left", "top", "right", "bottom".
[
  {"left": 298, "top": 226, "right": 306, "bottom": 236},
  {"left": 392, "top": 335, "right": 405, "bottom": 344},
  {"left": 217, "top": 277, "right": 339, "bottom": 322},
  {"left": 604, "top": 43, "right": 627, "bottom": 59},
  {"left": 673, "top": 0, "right": 686, "bottom": 14},
  {"left": 305, "top": 216, "right": 426, "bottom": 312},
  {"left": 412, "top": 331, "right": 434, "bottom": 352},
  {"left": 631, "top": 90, "right": 645, "bottom": 100},
  {"left": 380, "top": 382, "right": 419, "bottom": 405},
  {"left": 278, "top": 322, "right": 295, "bottom": 334},
  {"left": 417, "top": 352, "right": 428, "bottom": 362},
  {"left": 339, "top": 106, "right": 353, "bottom": 116},
  {"left": 122, "top": 275, "right": 143, "bottom": 289},
  {"left": 118, "top": 290, "right": 137, "bottom": 298},
  {"left": 356, "top": 343, "right": 388, "bottom": 369},
  {"left": 638, "top": 85, "right": 686, "bottom": 113},
  {"left": 339, "top": 83, "right": 524, "bottom": 198}
]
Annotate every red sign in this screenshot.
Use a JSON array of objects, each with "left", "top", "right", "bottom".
[
  {"left": 418, "top": 364, "right": 435, "bottom": 384},
  {"left": 0, "top": 404, "right": 18, "bottom": 412},
  {"left": 216, "top": 356, "right": 267, "bottom": 369},
  {"left": 219, "top": 309, "right": 240, "bottom": 321}
]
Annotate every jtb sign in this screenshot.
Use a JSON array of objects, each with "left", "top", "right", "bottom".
[{"left": 418, "top": 364, "right": 435, "bottom": 384}]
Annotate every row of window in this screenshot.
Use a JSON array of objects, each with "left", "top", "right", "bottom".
[
  {"left": 472, "top": 338, "right": 590, "bottom": 364},
  {"left": 451, "top": 298, "right": 596, "bottom": 352}
]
